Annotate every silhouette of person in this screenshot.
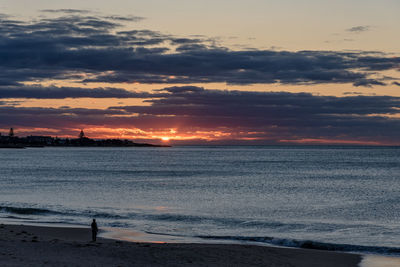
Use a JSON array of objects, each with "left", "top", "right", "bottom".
[{"left": 91, "top": 219, "right": 98, "bottom": 242}]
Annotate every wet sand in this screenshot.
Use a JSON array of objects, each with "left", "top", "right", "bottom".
[{"left": 0, "top": 223, "right": 362, "bottom": 266}]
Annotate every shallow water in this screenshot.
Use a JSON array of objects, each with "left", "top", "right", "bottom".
[
  {"left": 0, "top": 146, "right": 399, "bottom": 254},
  {"left": 360, "top": 255, "right": 400, "bottom": 267}
]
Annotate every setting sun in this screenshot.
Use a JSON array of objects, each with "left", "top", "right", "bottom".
[{"left": 161, "top": 137, "right": 170, "bottom": 141}]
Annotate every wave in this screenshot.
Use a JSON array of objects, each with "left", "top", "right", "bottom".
[
  {"left": 0, "top": 205, "right": 127, "bottom": 219},
  {"left": 197, "top": 235, "right": 400, "bottom": 255},
  {"left": 0, "top": 206, "right": 57, "bottom": 215},
  {"left": 0, "top": 205, "right": 306, "bottom": 230},
  {"left": 3, "top": 215, "right": 35, "bottom": 220}
]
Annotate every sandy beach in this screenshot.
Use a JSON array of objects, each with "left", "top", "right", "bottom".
[{"left": 0, "top": 223, "right": 362, "bottom": 267}]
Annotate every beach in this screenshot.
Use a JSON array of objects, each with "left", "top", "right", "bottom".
[{"left": 0, "top": 223, "right": 362, "bottom": 267}]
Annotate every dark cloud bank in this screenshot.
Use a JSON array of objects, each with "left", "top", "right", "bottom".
[
  {"left": 1, "top": 86, "right": 399, "bottom": 145},
  {"left": 0, "top": 12, "right": 399, "bottom": 144},
  {"left": 0, "top": 12, "right": 399, "bottom": 88},
  {"left": 0, "top": 85, "right": 158, "bottom": 99}
]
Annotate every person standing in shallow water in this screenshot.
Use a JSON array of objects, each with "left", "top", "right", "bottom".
[{"left": 91, "top": 219, "right": 98, "bottom": 242}]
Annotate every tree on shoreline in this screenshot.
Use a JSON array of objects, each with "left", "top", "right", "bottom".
[{"left": 79, "top": 129, "right": 85, "bottom": 139}]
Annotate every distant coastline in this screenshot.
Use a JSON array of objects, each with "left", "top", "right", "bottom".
[{"left": 0, "top": 128, "right": 170, "bottom": 148}]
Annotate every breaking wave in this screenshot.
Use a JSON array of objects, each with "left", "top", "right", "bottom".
[
  {"left": 0, "top": 206, "right": 56, "bottom": 215},
  {"left": 198, "top": 235, "right": 400, "bottom": 255}
]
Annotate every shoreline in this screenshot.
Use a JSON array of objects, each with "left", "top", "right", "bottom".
[{"left": 0, "top": 223, "right": 363, "bottom": 267}]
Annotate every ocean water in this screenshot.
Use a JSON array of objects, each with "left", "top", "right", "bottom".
[{"left": 1, "top": 146, "right": 400, "bottom": 254}]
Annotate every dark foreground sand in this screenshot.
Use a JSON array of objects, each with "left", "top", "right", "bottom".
[{"left": 0, "top": 223, "right": 361, "bottom": 267}]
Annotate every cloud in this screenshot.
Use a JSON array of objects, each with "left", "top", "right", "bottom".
[
  {"left": 343, "top": 92, "right": 364, "bottom": 95},
  {"left": 40, "top": 9, "right": 90, "bottom": 14},
  {"left": 0, "top": 14, "right": 398, "bottom": 90},
  {"left": 0, "top": 85, "right": 161, "bottom": 99},
  {"left": 104, "top": 15, "right": 145, "bottom": 22},
  {"left": 115, "top": 86, "right": 400, "bottom": 117},
  {"left": 353, "top": 79, "right": 386, "bottom": 87},
  {"left": 346, "top": 25, "right": 371, "bottom": 33},
  {"left": 40, "top": 9, "right": 145, "bottom": 22},
  {"left": 156, "top": 86, "right": 205, "bottom": 93},
  {"left": 80, "top": 50, "right": 399, "bottom": 86},
  {"left": 1, "top": 87, "right": 399, "bottom": 144}
]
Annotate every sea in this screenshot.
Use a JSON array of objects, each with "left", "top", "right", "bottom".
[{"left": 1, "top": 146, "right": 400, "bottom": 255}]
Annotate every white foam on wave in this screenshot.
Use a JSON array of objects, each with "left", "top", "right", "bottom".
[{"left": 360, "top": 255, "right": 400, "bottom": 267}]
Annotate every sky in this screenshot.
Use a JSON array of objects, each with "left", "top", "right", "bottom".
[{"left": 0, "top": 0, "right": 399, "bottom": 145}]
